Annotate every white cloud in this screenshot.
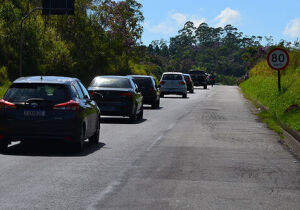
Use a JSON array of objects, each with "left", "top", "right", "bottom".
[
  {"left": 144, "top": 20, "right": 176, "bottom": 35},
  {"left": 145, "top": 12, "right": 206, "bottom": 35},
  {"left": 284, "top": 18, "right": 300, "bottom": 38},
  {"left": 213, "top": 8, "right": 241, "bottom": 27},
  {"left": 170, "top": 13, "right": 187, "bottom": 25},
  {"left": 190, "top": 17, "right": 206, "bottom": 27}
]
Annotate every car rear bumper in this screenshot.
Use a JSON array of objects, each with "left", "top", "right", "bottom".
[
  {"left": 0, "top": 119, "right": 81, "bottom": 142},
  {"left": 143, "top": 95, "right": 157, "bottom": 105},
  {"left": 98, "top": 102, "right": 133, "bottom": 116}
]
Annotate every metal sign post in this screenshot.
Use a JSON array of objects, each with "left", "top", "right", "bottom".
[{"left": 267, "top": 48, "right": 290, "bottom": 92}]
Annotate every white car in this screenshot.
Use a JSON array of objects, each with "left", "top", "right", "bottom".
[{"left": 159, "top": 72, "right": 187, "bottom": 98}]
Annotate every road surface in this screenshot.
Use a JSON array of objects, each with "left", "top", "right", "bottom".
[{"left": 0, "top": 86, "right": 299, "bottom": 209}]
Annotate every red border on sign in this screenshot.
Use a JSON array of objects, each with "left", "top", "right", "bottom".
[{"left": 267, "top": 48, "right": 290, "bottom": 71}]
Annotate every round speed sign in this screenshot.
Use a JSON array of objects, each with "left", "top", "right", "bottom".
[{"left": 267, "top": 48, "right": 289, "bottom": 71}]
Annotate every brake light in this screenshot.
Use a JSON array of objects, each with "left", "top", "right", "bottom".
[
  {"left": 89, "top": 91, "right": 95, "bottom": 97},
  {"left": 149, "top": 87, "right": 153, "bottom": 91},
  {"left": 120, "top": 92, "right": 132, "bottom": 97},
  {"left": 53, "top": 100, "right": 80, "bottom": 111},
  {"left": 160, "top": 81, "right": 165, "bottom": 85},
  {"left": 179, "top": 81, "right": 185, "bottom": 85},
  {"left": 0, "top": 99, "right": 16, "bottom": 109},
  {"left": 0, "top": 135, "right": 3, "bottom": 140}
]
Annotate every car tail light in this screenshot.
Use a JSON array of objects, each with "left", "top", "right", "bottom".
[
  {"left": 120, "top": 92, "right": 132, "bottom": 97},
  {"left": 179, "top": 81, "right": 185, "bottom": 85},
  {"left": 0, "top": 135, "right": 3, "bottom": 140},
  {"left": 53, "top": 100, "right": 80, "bottom": 111},
  {"left": 160, "top": 81, "right": 165, "bottom": 85},
  {"left": 89, "top": 91, "right": 95, "bottom": 97},
  {"left": 64, "top": 136, "right": 73, "bottom": 141},
  {"left": 149, "top": 87, "right": 153, "bottom": 91},
  {"left": 0, "top": 99, "right": 17, "bottom": 109}
]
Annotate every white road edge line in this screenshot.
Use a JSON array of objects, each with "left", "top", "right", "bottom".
[
  {"left": 146, "top": 135, "right": 162, "bottom": 152},
  {"left": 87, "top": 181, "right": 121, "bottom": 210}
]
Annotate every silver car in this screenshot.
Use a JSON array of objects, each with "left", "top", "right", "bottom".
[{"left": 159, "top": 72, "right": 187, "bottom": 98}]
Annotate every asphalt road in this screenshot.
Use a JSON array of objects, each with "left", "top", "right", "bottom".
[{"left": 0, "top": 85, "right": 300, "bottom": 209}]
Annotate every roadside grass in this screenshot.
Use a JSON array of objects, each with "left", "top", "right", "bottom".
[
  {"left": 240, "top": 51, "right": 300, "bottom": 132},
  {"left": 0, "top": 82, "right": 10, "bottom": 98}
]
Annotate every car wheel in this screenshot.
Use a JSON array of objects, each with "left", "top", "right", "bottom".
[
  {"left": 183, "top": 93, "right": 187, "bottom": 98},
  {"left": 190, "top": 89, "right": 194, "bottom": 93},
  {"left": 160, "top": 93, "right": 164, "bottom": 98},
  {"left": 129, "top": 108, "right": 137, "bottom": 122},
  {"left": 137, "top": 105, "right": 143, "bottom": 120},
  {"left": 73, "top": 126, "right": 84, "bottom": 152},
  {"left": 204, "top": 85, "right": 207, "bottom": 89},
  {"left": 89, "top": 118, "right": 100, "bottom": 144},
  {"left": 0, "top": 141, "right": 8, "bottom": 153}
]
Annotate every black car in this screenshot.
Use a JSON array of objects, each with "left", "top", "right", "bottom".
[
  {"left": 129, "top": 75, "right": 160, "bottom": 109},
  {"left": 188, "top": 70, "right": 207, "bottom": 89},
  {"left": 183, "top": 74, "right": 194, "bottom": 93},
  {"left": 0, "top": 76, "right": 101, "bottom": 152},
  {"left": 88, "top": 76, "right": 143, "bottom": 122}
]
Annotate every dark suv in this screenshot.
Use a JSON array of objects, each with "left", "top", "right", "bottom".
[
  {"left": 188, "top": 70, "right": 207, "bottom": 89},
  {"left": 0, "top": 76, "right": 101, "bottom": 152},
  {"left": 129, "top": 75, "right": 160, "bottom": 109}
]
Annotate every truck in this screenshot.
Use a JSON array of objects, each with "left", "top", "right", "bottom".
[{"left": 188, "top": 70, "right": 207, "bottom": 89}]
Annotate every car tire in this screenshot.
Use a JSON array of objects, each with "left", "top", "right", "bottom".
[
  {"left": 73, "top": 126, "right": 84, "bottom": 152},
  {"left": 137, "top": 105, "right": 143, "bottom": 120},
  {"left": 129, "top": 108, "right": 138, "bottom": 122},
  {"left": 89, "top": 118, "right": 100, "bottom": 144},
  {"left": 183, "top": 93, "right": 187, "bottom": 98},
  {"left": 190, "top": 89, "right": 194, "bottom": 93},
  {"left": 0, "top": 141, "right": 8, "bottom": 153},
  {"left": 160, "top": 93, "right": 164, "bottom": 98},
  {"left": 204, "top": 85, "right": 207, "bottom": 89}
]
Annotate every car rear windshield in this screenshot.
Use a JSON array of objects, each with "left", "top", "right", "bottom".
[
  {"left": 189, "top": 71, "right": 205, "bottom": 75},
  {"left": 4, "top": 83, "right": 70, "bottom": 103},
  {"left": 90, "top": 77, "right": 132, "bottom": 88},
  {"left": 162, "top": 74, "right": 182, "bottom": 80},
  {"left": 132, "top": 78, "right": 153, "bottom": 88}
]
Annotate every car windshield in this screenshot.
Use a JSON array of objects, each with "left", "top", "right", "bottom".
[
  {"left": 132, "top": 78, "right": 153, "bottom": 88},
  {"left": 162, "top": 74, "right": 182, "bottom": 80},
  {"left": 4, "top": 83, "right": 70, "bottom": 103},
  {"left": 90, "top": 77, "right": 132, "bottom": 88}
]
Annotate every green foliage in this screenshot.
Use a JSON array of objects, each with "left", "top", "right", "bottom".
[
  {"left": 240, "top": 52, "right": 300, "bottom": 131},
  {"left": 0, "top": 0, "right": 145, "bottom": 85},
  {"left": 144, "top": 22, "right": 265, "bottom": 84}
]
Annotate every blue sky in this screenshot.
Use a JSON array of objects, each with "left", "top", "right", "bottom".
[{"left": 138, "top": 0, "right": 300, "bottom": 45}]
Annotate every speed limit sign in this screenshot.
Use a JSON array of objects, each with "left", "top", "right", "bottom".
[
  {"left": 266, "top": 48, "right": 289, "bottom": 91},
  {"left": 267, "top": 48, "right": 289, "bottom": 71}
]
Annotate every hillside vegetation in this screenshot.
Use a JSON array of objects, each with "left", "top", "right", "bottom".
[{"left": 240, "top": 50, "right": 300, "bottom": 131}]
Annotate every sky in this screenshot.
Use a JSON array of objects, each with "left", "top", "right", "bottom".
[{"left": 137, "top": 0, "right": 300, "bottom": 45}]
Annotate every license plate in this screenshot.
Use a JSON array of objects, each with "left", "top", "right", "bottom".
[{"left": 24, "top": 110, "right": 46, "bottom": 117}]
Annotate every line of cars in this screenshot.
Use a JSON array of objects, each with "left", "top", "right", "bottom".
[{"left": 0, "top": 71, "right": 210, "bottom": 153}]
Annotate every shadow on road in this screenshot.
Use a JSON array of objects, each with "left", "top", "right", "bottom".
[
  {"left": 101, "top": 117, "right": 147, "bottom": 124},
  {"left": 143, "top": 106, "right": 163, "bottom": 110},
  {"left": 2, "top": 141, "right": 106, "bottom": 157},
  {"left": 162, "top": 96, "right": 190, "bottom": 99}
]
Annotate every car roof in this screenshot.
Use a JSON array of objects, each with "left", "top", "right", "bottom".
[
  {"left": 128, "top": 75, "right": 153, "bottom": 79},
  {"left": 162, "top": 72, "right": 183, "bottom": 75},
  {"left": 13, "top": 76, "right": 78, "bottom": 85},
  {"left": 94, "top": 75, "right": 131, "bottom": 79}
]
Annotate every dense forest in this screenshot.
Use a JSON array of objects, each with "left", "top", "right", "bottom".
[{"left": 0, "top": 0, "right": 299, "bottom": 86}]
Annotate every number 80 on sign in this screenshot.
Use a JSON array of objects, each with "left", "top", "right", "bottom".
[{"left": 267, "top": 48, "right": 289, "bottom": 71}]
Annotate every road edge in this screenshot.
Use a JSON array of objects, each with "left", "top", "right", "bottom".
[{"left": 238, "top": 87, "right": 300, "bottom": 159}]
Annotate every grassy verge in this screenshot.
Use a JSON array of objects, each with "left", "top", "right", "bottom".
[
  {"left": 240, "top": 51, "right": 300, "bottom": 132},
  {"left": 0, "top": 82, "right": 10, "bottom": 98}
]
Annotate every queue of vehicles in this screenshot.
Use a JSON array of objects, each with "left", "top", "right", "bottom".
[{"left": 0, "top": 71, "right": 214, "bottom": 152}]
